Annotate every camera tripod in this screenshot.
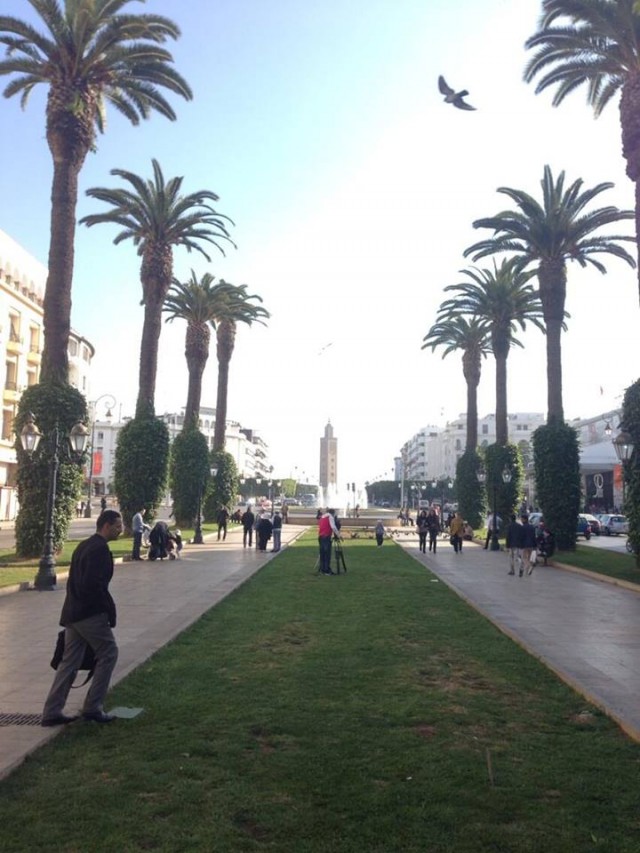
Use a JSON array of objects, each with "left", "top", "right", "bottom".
[{"left": 314, "top": 537, "right": 347, "bottom": 575}]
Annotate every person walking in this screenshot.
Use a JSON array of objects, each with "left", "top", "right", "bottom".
[
  {"left": 41, "top": 510, "right": 123, "bottom": 726},
  {"left": 131, "top": 507, "right": 145, "bottom": 561},
  {"left": 416, "top": 510, "right": 428, "bottom": 554},
  {"left": 216, "top": 505, "right": 230, "bottom": 541},
  {"left": 505, "top": 514, "right": 522, "bottom": 576},
  {"left": 484, "top": 512, "right": 502, "bottom": 549},
  {"left": 519, "top": 513, "right": 538, "bottom": 576},
  {"left": 449, "top": 511, "right": 464, "bottom": 554},
  {"left": 375, "top": 519, "right": 386, "bottom": 546},
  {"left": 257, "top": 512, "right": 273, "bottom": 551},
  {"left": 271, "top": 511, "right": 282, "bottom": 552},
  {"left": 241, "top": 506, "right": 255, "bottom": 548},
  {"left": 426, "top": 507, "right": 440, "bottom": 553},
  {"left": 318, "top": 508, "right": 341, "bottom": 575}
]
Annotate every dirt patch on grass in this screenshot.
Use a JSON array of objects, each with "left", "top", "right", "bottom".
[{"left": 414, "top": 723, "right": 437, "bottom": 738}]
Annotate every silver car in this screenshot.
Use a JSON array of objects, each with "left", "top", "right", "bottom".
[{"left": 599, "top": 514, "right": 629, "bottom": 536}]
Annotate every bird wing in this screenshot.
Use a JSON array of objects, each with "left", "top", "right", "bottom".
[
  {"left": 453, "top": 95, "right": 476, "bottom": 111},
  {"left": 438, "top": 75, "right": 454, "bottom": 96}
]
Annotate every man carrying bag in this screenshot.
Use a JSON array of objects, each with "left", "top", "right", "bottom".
[{"left": 41, "top": 510, "right": 123, "bottom": 726}]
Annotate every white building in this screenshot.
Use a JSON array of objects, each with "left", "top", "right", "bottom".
[
  {"left": 0, "top": 228, "right": 94, "bottom": 519},
  {"left": 85, "top": 407, "right": 271, "bottom": 498}
]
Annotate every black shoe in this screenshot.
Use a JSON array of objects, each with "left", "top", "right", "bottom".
[
  {"left": 82, "top": 711, "right": 116, "bottom": 724},
  {"left": 41, "top": 713, "right": 78, "bottom": 727}
]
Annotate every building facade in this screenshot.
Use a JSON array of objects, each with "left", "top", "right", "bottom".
[{"left": 0, "top": 228, "right": 94, "bottom": 519}]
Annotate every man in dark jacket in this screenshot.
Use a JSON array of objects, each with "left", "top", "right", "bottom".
[
  {"left": 216, "top": 505, "right": 230, "bottom": 541},
  {"left": 241, "top": 506, "right": 255, "bottom": 548},
  {"left": 41, "top": 510, "right": 123, "bottom": 726}
]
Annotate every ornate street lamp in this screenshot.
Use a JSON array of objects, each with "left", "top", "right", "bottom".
[
  {"left": 612, "top": 428, "right": 634, "bottom": 507},
  {"left": 481, "top": 465, "right": 512, "bottom": 552},
  {"left": 84, "top": 394, "right": 116, "bottom": 517},
  {"left": 20, "top": 413, "right": 89, "bottom": 590}
]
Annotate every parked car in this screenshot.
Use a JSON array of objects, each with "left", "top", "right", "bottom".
[
  {"left": 582, "top": 513, "right": 601, "bottom": 535},
  {"left": 283, "top": 498, "right": 299, "bottom": 506},
  {"left": 577, "top": 514, "right": 592, "bottom": 540},
  {"left": 598, "top": 514, "right": 629, "bottom": 536}
]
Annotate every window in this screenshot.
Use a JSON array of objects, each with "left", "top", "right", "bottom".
[
  {"left": 29, "top": 325, "right": 40, "bottom": 353},
  {"left": 2, "top": 409, "right": 13, "bottom": 441},
  {"left": 27, "top": 368, "right": 37, "bottom": 387},
  {"left": 82, "top": 345, "right": 91, "bottom": 362},
  {"left": 8, "top": 312, "right": 20, "bottom": 343},
  {"left": 68, "top": 339, "right": 78, "bottom": 357},
  {"left": 4, "top": 360, "right": 17, "bottom": 391},
  {"left": 482, "top": 424, "right": 489, "bottom": 435}
]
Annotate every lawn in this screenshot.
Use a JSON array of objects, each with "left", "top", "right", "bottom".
[{"left": 0, "top": 534, "right": 639, "bottom": 852}]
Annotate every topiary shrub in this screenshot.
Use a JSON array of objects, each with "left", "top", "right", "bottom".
[
  {"left": 532, "top": 421, "right": 580, "bottom": 550},
  {"left": 169, "top": 427, "right": 210, "bottom": 526},
  {"left": 621, "top": 379, "right": 640, "bottom": 566},
  {"left": 204, "top": 450, "right": 238, "bottom": 521},
  {"left": 114, "top": 414, "right": 169, "bottom": 532},
  {"left": 484, "top": 442, "right": 523, "bottom": 527},
  {"left": 456, "top": 449, "right": 485, "bottom": 529},
  {"left": 15, "top": 383, "right": 88, "bottom": 558}
]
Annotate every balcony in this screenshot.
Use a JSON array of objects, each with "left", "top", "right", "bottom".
[{"left": 6, "top": 331, "right": 22, "bottom": 354}]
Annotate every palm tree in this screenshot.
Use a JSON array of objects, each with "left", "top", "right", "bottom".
[
  {"left": 164, "top": 271, "right": 237, "bottom": 427},
  {"left": 464, "top": 165, "right": 635, "bottom": 423},
  {"left": 524, "top": 0, "right": 640, "bottom": 300},
  {"left": 80, "top": 159, "right": 234, "bottom": 416},
  {"left": 0, "top": 0, "right": 191, "bottom": 383},
  {"left": 421, "top": 316, "right": 491, "bottom": 451},
  {"left": 211, "top": 283, "right": 270, "bottom": 451},
  {"left": 438, "top": 258, "right": 545, "bottom": 445}
]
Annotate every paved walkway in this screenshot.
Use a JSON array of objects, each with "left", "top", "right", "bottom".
[
  {"left": 395, "top": 533, "right": 640, "bottom": 741},
  {"left": 0, "top": 523, "right": 305, "bottom": 780}
]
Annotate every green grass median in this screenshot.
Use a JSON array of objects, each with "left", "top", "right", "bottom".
[{"left": 1, "top": 534, "right": 639, "bottom": 851}]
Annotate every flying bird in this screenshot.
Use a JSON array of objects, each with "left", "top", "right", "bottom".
[{"left": 438, "top": 75, "right": 476, "bottom": 111}]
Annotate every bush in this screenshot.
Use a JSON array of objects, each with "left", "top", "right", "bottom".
[
  {"left": 484, "top": 443, "right": 523, "bottom": 525},
  {"left": 622, "top": 379, "right": 640, "bottom": 566},
  {"left": 533, "top": 421, "right": 580, "bottom": 550},
  {"left": 114, "top": 414, "right": 170, "bottom": 531},
  {"left": 204, "top": 450, "right": 238, "bottom": 521},
  {"left": 456, "top": 449, "right": 485, "bottom": 529},
  {"left": 169, "top": 427, "right": 210, "bottom": 526},
  {"left": 15, "top": 383, "right": 88, "bottom": 558}
]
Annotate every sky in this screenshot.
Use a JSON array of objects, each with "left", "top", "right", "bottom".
[{"left": 0, "top": 0, "right": 638, "bottom": 487}]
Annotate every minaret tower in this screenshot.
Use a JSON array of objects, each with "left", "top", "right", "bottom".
[{"left": 319, "top": 420, "right": 338, "bottom": 491}]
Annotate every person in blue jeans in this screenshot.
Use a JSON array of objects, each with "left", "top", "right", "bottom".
[{"left": 271, "top": 511, "right": 282, "bottom": 552}]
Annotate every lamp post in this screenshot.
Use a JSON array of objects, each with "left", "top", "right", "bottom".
[
  {"left": 84, "top": 393, "right": 116, "bottom": 518},
  {"left": 193, "top": 466, "right": 218, "bottom": 545},
  {"left": 432, "top": 478, "right": 453, "bottom": 522},
  {"left": 612, "top": 427, "right": 634, "bottom": 507},
  {"left": 20, "top": 413, "right": 89, "bottom": 590}
]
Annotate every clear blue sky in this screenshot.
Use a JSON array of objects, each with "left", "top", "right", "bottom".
[{"left": 0, "top": 0, "right": 637, "bottom": 485}]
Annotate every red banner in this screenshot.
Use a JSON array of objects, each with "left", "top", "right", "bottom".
[{"left": 93, "top": 450, "right": 103, "bottom": 476}]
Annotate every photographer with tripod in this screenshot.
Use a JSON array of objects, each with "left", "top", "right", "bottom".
[{"left": 317, "top": 508, "right": 342, "bottom": 576}]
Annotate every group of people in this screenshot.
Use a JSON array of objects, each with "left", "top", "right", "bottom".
[
  {"left": 240, "top": 505, "right": 283, "bottom": 552},
  {"left": 75, "top": 496, "right": 109, "bottom": 517},
  {"left": 131, "top": 508, "right": 182, "bottom": 561},
  {"left": 505, "top": 513, "right": 555, "bottom": 576}
]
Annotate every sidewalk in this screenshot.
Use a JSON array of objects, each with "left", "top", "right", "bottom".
[
  {"left": 396, "top": 534, "right": 640, "bottom": 742},
  {"left": 0, "top": 523, "right": 306, "bottom": 781}
]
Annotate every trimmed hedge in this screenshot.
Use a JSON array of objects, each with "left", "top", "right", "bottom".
[
  {"left": 622, "top": 379, "right": 640, "bottom": 566},
  {"left": 114, "top": 414, "right": 170, "bottom": 531},
  {"left": 456, "top": 449, "right": 485, "bottom": 529},
  {"left": 14, "top": 383, "right": 88, "bottom": 558},
  {"left": 204, "top": 450, "right": 238, "bottom": 521},
  {"left": 484, "top": 442, "right": 523, "bottom": 525},
  {"left": 533, "top": 421, "right": 580, "bottom": 550},
  {"left": 169, "top": 427, "right": 210, "bottom": 527}
]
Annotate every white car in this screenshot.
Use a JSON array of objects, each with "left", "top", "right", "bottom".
[{"left": 598, "top": 514, "right": 628, "bottom": 536}]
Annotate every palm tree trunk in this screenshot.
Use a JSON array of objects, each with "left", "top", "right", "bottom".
[
  {"left": 213, "top": 320, "right": 236, "bottom": 450},
  {"left": 463, "top": 352, "right": 480, "bottom": 450},
  {"left": 184, "top": 356, "right": 206, "bottom": 428},
  {"left": 620, "top": 78, "right": 640, "bottom": 303},
  {"left": 495, "top": 352, "right": 508, "bottom": 445},
  {"left": 137, "top": 290, "right": 164, "bottom": 418},
  {"left": 545, "top": 318, "right": 564, "bottom": 423},
  {"left": 40, "top": 156, "right": 81, "bottom": 384}
]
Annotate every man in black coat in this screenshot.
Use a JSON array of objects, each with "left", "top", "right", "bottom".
[
  {"left": 241, "top": 506, "right": 255, "bottom": 548},
  {"left": 41, "top": 510, "right": 123, "bottom": 726}
]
